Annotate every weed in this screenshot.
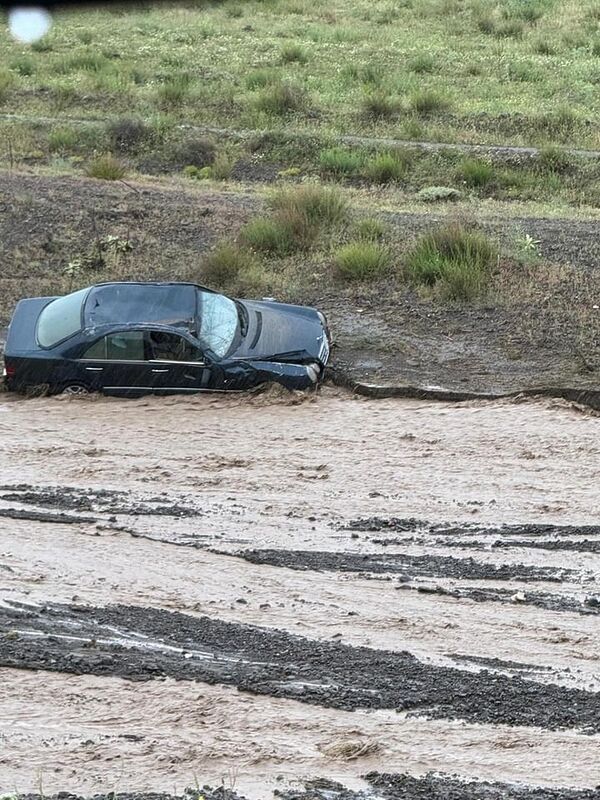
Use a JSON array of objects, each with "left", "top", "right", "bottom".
[
  {"left": 280, "top": 43, "right": 308, "bottom": 64},
  {"left": 86, "top": 154, "right": 127, "bottom": 180},
  {"left": 202, "top": 242, "right": 257, "bottom": 284},
  {"left": 361, "top": 91, "right": 398, "bottom": 120},
  {"left": 0, "top": 70, "right": 14, "bottom": 103},
  {"left": 156, "top": 72, "right": 193, "bottom": 108},
  {"left": 65, "top": 52, "right": 108, "bottom": 72},
  {"left": 334, "top": 241, "right": 391, "bottom": 281},
  {"left": 241, "top": 216, "right": 297, "bottom": 254},
  {"left": 353, "top": 217, "right": 387, "bottom": 240},
  {"left": 77, "top": 30, "right": 94, "bottom": 44},
  {"left": 508, "top": 61, "right": 541, "bottom": 82},
  {"left": 417, "top": 185, "right": 462, "bottom": 202},
  {"left": 48, "top": 127, "right": 78, "bottom": 152},
  {"left": 106, "top": 117, "right": 150, "bottom": 152},
  {"left": 408, "top": 53, "right": 436, "bottom": 74},
  {"left": 255, "top": 81, "right": 307, "bottom": 115},
  {"left": 172, "top": 136, "right": 216, "bottom": 168},
  {"left": 10, "top": 56, "right": 35, "bottom": 76},
  {"left": 410, "top": 89, "right": 451, "bottom": 116},
  {"left": 405, "top": 223, "right": 497, "bottom": 300},
  {"left": 30, "top": 38, "right": 53, "bottom": 52},
  {"left": 246, "top": 69, "right": 278, "bottom": 90},
  {"left": 456, "top": 157, "right": 494, "bottom": 187},
  {"left": 365, "top": 151, "right": 408, "bottom": 183},
  {"left": 536, "top": 145, "right": 572, "bottom": 173},
  {"left": 495, "top": 19, "right": 524, "bottom": 37},
  {"left": 211, "top": 153, "right": 234, "bottom": 180},
  {"left": 319, "top": 147, "right": 363, "bottom": 177},
  {"left": 270, "top": 183, "right": 348, "bottom": 226},
  {"left": 533, "top": 38, "right": 555, "bottom": 55}
]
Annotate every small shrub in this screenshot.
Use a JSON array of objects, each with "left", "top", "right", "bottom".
[
  {"left": 334, "top": 241, "right": 391, "bottom": 281},
  {"left": 280, "top": 43, "right": 308, "bottom": 64},
  {"left": 211, "top": 153, "right": 234, "bottom": 180},
  {"left": 365, "top": 151, "right": 408, "bottom": 183},
  {"left": 456, "top": 157, "right": 494, "bottom": 187},
  {"left": 241, "top": 216, "right": 297, "bottom": 255},
  {"left": 417, "top": 185, "right": 462, "bottom": 202},
  {"left": 202, "top": 243, "right": 256, "bottom": 284},
  {"left": 86, "top": 154, "right": 127, "bottom": 180},
  {"left": 508, "top": 61, "right": 541, "bottom": 82},
  {"left": 0, "top": 70, "right": 14, "bottom": 103},
  {"left": 361, "top": 91, "right": 398, "bottom": 120},
  {"left": 536, "top": 145, "right": 572, "bottom": 173},
  {"left": 106, "top": 117, "right": 150, "bottom": 152},
  {"left": 410, "top": 89, "right": 451, "bottom": 116},
  {"left": 31, "top": 38, "right": 53, "bottom": 52},
  {"left": 405, "top": 223, "right": 496, "bottom": 300},
  {"left": 408, "top": 53, "right": 435, "bottom": 74},
  {"left": 10, "top": 56, "right": 35, "bottom": 76},
  {"left": 495, "top": 19, "right": 524, "bottom": 37},
  {"left": 353, "top": 217, "right": 387, "bottom": 241},
  {"left": 319, "top": 147, "right": 363, "bottom": 177},
  {"left": 48, "top": 127, "right": 78, "bottom": 152},
  {"left": 66, "top": 52, "right": 108, "bottom": 72},
  {"left": 270, "top": 183, "right": 348, "bottom": 226},
  {"left": 255, "top": 81, "right": 307, "bottom": 115},
  {"left": 157, "top": 73, "right": 193, "bottom": 108},
  {"left": 246, "top": 69, "right": 278, "bottom": 90},
  {"left": 172, "top": 136, "right": 216, "bottom": 168},
  {"left": 533, "top": 38, "right": 555, "bottom": 55}
]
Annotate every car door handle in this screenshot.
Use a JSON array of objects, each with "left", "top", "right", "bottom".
[
  {"left": 151, "top": 368, "right": 169, "bottom": 373},
  {"left": 85, "top": 366, "right": 104, "bottom": 372}
]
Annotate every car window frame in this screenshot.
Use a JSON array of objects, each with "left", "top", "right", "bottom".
[
  {"left": 147, "top": 329, "right": 208, "bottom": 365},
  {"left": 79, "top": 329, "right": 149, "bottom": 363}
]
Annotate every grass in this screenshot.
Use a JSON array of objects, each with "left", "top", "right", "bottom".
[
  {"left": 456, "top": 157, "right": 495, "bottom": 187},
  {"left": 202, "top": 242, "right": 258, "bottom": 285},
  {"left": 334, "top": 241, "right": 391, "bottom": 281},
  {"left": 86, "top": 154, "right": 127, "bottom": 180},
  {"left": 255, "top": 81, "right": 307, "bottom": 115},
  {"left": 319, "top": 147, "right": 363, "bottom": 177},
  {"left": 365, "top": 151, "right": 408, "bottom": 183},
  {"left": 48, "top": 127, "right": 78, "bottom": 152},
  {"left": 405, "top": 223, "right": 497, "bottom": 300}
]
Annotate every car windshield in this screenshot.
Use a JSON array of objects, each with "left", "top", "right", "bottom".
[
  {"left": 198, "top": 291, "right": 238, "bottom": 358},
  {"left": 85, "top": 284, "right": 197, "bottom": 330},
  {"left": 37, "top": 288, "right": 89, "bottom": 347}
]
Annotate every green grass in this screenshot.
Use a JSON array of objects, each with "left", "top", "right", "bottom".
[
  {"left": 202, "top": 242, "right": 258, "bottom": 285},
  {"left": 334, "top": 241, "right": 391, "bottom": 281},
  {"left": 405, "top": 223, "right": 497, "bottom": 300},
  {"left": 456, "top": 157, "right": 495, "bottom": 187},
  {"left": 86, "top": 154, "right": 127, "bottom": 180},
  {"left": 319, "top": 147, "right": 364, "bottom": 177}
]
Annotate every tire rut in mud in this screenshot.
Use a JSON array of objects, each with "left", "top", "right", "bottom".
[{"left": 1, "top": 601, "right": 599, "bottom": 732}]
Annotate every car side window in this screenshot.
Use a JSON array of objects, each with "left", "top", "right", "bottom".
[
  {"left": 82, "top": 331, "right": 146, "bottom": 361},
  {"left": 149, "top": 331, "right": 204, "bottom": 362}
]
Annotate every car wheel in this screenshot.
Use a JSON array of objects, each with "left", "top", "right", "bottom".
[{"left": 61, "top": 383, "right": 90, "bottom": 396}]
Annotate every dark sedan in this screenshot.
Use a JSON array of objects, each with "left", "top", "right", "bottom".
[{"left": 3, "top": 281, "right": 330, "bottom": 395}]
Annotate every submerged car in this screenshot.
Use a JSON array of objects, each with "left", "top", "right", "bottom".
[{"left": 3, "top": 281, "right": 330, "bottom": 395}]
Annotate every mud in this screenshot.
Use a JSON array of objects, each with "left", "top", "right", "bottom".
[
  {"left": 2, "top": 599, "right": 599, "bottom": 732},
  {"left": 234, "top": 548, "right": 575, "bottom": 583},
  {"left": 1, "top": 392, "right": 600, "bottom": 795}
]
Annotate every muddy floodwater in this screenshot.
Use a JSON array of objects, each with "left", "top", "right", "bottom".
[{"left": 0, "top": 388, "right": 599, "bottom": 799}]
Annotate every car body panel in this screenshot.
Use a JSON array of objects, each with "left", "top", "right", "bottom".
[{"left": 3, "top": 282, "right": 330, "bottom": 395}]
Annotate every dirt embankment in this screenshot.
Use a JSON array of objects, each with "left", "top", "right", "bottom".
[{"left": 3, "top": 170, "right": 600, "bottom": 395}]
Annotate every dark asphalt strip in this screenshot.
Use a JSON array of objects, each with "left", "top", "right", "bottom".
[{"left": 1, "top": 601, "right": 599, "bottom": 732}]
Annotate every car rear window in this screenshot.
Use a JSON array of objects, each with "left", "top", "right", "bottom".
[{"left": 37, "top": 288, "right": 88, "bottom": 347}]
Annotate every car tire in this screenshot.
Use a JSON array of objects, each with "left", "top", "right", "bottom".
[{"left": 61, "top": 383, "right": 90, "bottom": 396}]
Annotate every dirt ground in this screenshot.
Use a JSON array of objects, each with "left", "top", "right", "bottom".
[
  {"left": 0, "top": 389, "right": 599, "bottom": 798},
  {"left": 3, "top": 170, "right": 600, "bottom": 395}
]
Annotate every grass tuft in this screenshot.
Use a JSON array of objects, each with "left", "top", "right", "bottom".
[
  {"left": 319, "top": 147, "right": 363, "bottom": 177},
  {"left": 156, "top": 72, "right": 193, "bottom": 108},
  {"left": 365, "top": 151, "right": 408, "bottom": 183},
  {"left": 270, "top": 183, "right": 348, "bottom": 226},
  {"left": 334, "top": 241, "right": 391, "bottom": 281},
  {"left": 360, "top": 91, "right": 398, "bottom": 120},
  {"left": 202, "top": 243, "right": 257, "bottom": 285},
  {"left": 353, "top": 217, "right": 388, "bottom": 241},
  {"left": 106, "top": 117, "right": 150, "bottom": 153},
  {"left": 280, "top": 43, "right": 309, "bottom": 64},
  {"left": 48, "top": 127, "right": 78, "bottom": 153},
  {"left": 405, "top": 223, "right": 497, "bottom": 300},
  {"left": 410, "top": 89, "right": 451, "bottom": 116},
  {"left": 456, "top": 157, "right": 494, "bottom": 187},
  {"left": 86, "top": 154, "right": 127, "bottom": 181},
  {"left": 255, "top": 81, "right": 307, "bottom": 115}
]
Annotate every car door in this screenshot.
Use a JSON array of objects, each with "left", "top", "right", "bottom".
[
  {"left": 147, "top": 330, "right": 212, "bottom": 394},
  {"left": 78, "top": 330, "right": 155, "bottom": 395}
]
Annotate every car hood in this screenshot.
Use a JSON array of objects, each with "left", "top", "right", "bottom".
[{"left": 231, "top": 299, "right": 329, "bottom": 365}]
